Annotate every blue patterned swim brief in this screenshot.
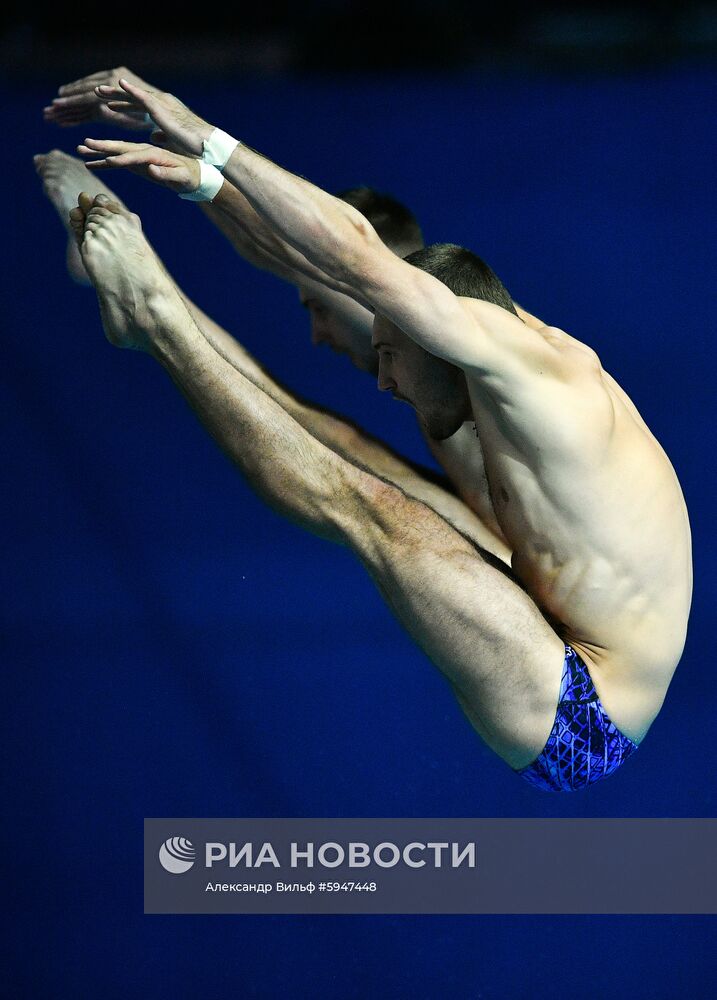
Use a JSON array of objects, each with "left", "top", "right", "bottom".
[{"left": 515, "top": 644, "right": 639, "bottom": 792}]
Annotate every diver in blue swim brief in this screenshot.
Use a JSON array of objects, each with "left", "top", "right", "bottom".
[
  {"left": 515, "top": 645, "right": 639, "bottom": 792},
  {"left": 57, "top": 76, "right": 693, "bottom": 793}
]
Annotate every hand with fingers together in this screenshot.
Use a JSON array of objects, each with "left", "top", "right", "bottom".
[
  {"left": 44, "top": 67, "right": 159, "bottom": 130},
  {"left": 91, "top": 79, "right": 216, "bottom": 159},
  {"left": 77, "top": 139, "right": 202, "bottom": 195}
]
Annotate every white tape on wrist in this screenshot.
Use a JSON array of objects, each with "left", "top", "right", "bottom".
[
  {"left": 201, "top": 128, "right": 239, "bottom": 170},
  {"left": 178, "top": 161, "right": 224, "bottom": 202}
]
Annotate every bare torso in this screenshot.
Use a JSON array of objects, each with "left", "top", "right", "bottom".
[
  {"left": 423, "top": 421, "right": 508, "bottom": 545},
  {"left": 461, "top": 321, "right": 692, "bottom": 741}
]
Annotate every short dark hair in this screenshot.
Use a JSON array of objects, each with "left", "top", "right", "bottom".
[
  {"left": 404, "top": 243, "right": 518, "bottom": 315},
  {"left": 336, "top": 186, "right": 424, "bottom": 256}
]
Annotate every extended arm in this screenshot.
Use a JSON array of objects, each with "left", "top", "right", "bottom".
[
  {"left": 57, "top": 74, "right": 558, "bottom": 375},
  {"left": 217, "top": 148, "right": 568, "bottom": 377},
  {"left": 205, "top": 180, "right": 369, "bottom": 304},
  {"left": 82, "top": 80, "right": 566, "bottom": 379},
  {"left": 47, "top": 68, "right": 357, "bottom": 303},
  {"left": 76, "top": 133, "right": 371, "bottom": 308}
]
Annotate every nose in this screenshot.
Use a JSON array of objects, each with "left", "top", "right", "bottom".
[{"left": 377, "top": 369, "right": 397, "bottom": 393}]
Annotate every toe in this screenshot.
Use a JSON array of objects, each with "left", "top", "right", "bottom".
[
  {"left": 69, "top": 207, "right": 86, "bottom": 233},
  {"left": 93, "top": 193, "right": 120, "bottom": 213},
  {"left": 95, "top": 193, "right": 126, "bottom": 216}
]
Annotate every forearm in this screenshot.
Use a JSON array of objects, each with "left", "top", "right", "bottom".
[
  {"left": 199, "top": 183, "right": 308, "bottom": 284},
  {"left": 79, "top": 86, "right": 373, "bottom": 300},
  {"left": 220, "top": 144, "right": 374, "bottom": 296},
  {"left": 203, "top": 182, "right": 358, "bottom": 299},
  {"left": 199, "top": 200, "right": 298, "bottom": 283}
]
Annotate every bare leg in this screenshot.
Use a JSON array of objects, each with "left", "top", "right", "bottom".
[
  {"left": 35, "top": 149, "right": 126, "bottom": 285},
  {"left": 73, "top": 193, "right": 563, "bottom": 767},
  {"left": 182, "top": 300, "right": 509, "bottom": 560},
  {"left": 29, "top": 154, "right": 505, "bottom": 559},
  {"left": 74, "top": 194, "right": 561, "bottom": 768}
]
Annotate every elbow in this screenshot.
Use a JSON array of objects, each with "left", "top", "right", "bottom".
[{"left": 328, "top": 207, "right": 380, "bottom": 288}]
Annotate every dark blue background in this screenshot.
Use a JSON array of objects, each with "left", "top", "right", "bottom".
[{"left": 5, "top": 65, "right": 716, "bottom": 996}]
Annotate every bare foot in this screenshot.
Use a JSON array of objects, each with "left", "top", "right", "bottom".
[
  {"left": 72, "top": 193, "right": 180, "bottom": 352},
  {"left": 34, "top": 149, "right": 126, "bottom": 285}
]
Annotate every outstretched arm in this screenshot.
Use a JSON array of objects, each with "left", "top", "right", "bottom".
[
  {"left": 82, "top": 80, "right": 566, "bottom": 379},
  {"left": 77, "top": 135, "right": 368, "bottom": 306},
  {"left": 46, "top": 68, "right": 356, "bottom": 301},
  {"left": 203, "top": 179, "right": 370, "bottom": 304},
  {"left": 217, "top": 148, "right": 562, "bottom": 376}
]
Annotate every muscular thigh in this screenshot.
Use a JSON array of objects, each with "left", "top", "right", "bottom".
[
  {"left": 344, "top": 476, "right": 565, "bottom": 769},
  {"left": 399, "top": 470, "right": 512, "bottom": 566}
]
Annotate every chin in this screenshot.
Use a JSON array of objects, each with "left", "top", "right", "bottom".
[
  {"left": 427, "top": 427, "right": 456, "bottom": 442},
  {"left": 421, "top": 413, "right": 463, "bottom": 442}
]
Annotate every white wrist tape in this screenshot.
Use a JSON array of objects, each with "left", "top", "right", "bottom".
[
  {"left": 178, "top": 161, "right": 224, "bottom": 202},
  {"left": 201, "top": 128, "right": 239, "bottom": 170}
]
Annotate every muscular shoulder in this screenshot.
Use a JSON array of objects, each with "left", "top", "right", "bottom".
[
  {"left": 460, "top": 300, "right": 604, "bottom": 386},
  {"left": 536, "top": 328, "right": 617, "bottom": 430},
  {"left": 541, "top": 325, "right": 603, "bottom": 375}
]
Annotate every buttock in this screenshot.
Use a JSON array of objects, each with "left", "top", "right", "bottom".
[{"left": 514, "top": 644, "right": 639, "bottom": 792}]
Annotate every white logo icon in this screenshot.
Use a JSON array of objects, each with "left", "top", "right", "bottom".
[{"left": 159, "top": 837, "right": 196, "bottom": 874}]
